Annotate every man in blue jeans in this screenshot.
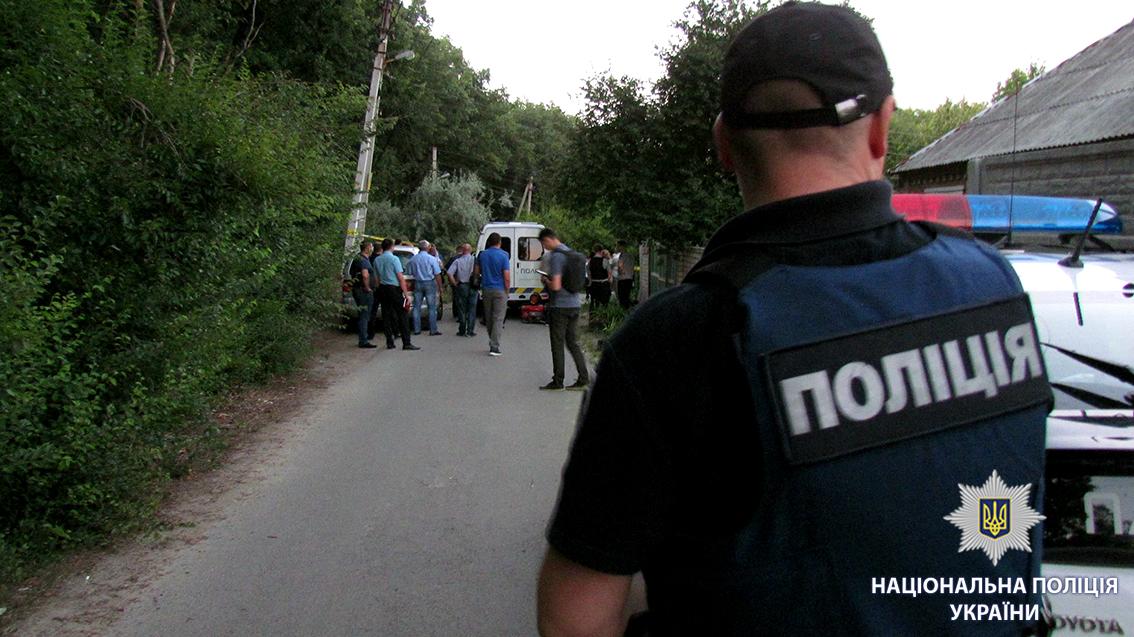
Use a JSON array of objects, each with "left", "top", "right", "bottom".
[
  {"left": 407, "top": 240, "right": 443, "bottom": 336},
  {"left": 348, "top": 241, "right": 377, "bottom": 349},
  {"left": 447, "top": 243, "right": 477, "bottom": 337}
]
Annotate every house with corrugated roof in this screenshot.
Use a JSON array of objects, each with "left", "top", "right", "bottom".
[{"left": 892, "top": 18, "right": 1134, "bottom": 230}]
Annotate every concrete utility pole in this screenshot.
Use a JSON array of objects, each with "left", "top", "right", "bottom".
[
  {"left": 344, "top": 0, "right": 395, "bottom": 253},
  {"left": 431, "top": 146, "right": 438, "bottom": 180},
  {"left": 514, "top": 177, "right": 534, "bottom": 219}
]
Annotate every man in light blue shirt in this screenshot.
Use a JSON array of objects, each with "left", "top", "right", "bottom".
[
  {"left": 374, "top": 238, "right": 418, "bottom": 350},
  {"left": 408, "top": 240, "right": 443, "bottom": 335},
  {"left": 447, "top": 243, "right": 477, "bottom": 337}
]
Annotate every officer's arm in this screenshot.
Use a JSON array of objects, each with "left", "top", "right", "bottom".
[
  {"left": 537, "top": 547, "right": 630, "bottom": 637},
  {"left": 396, "top": 271, "right": 408, "bottom": 294}
]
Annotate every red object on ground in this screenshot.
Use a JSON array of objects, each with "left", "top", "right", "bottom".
[{"left": 521, "top": 304, "right": 545, "bottom": 323}]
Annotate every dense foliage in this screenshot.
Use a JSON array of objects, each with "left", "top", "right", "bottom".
[
  {"left": 886, "top": 99, "right": 988, "bottom": 173},
  {"left": 560, "top": 0, "right": 763, "bottom": 246},
  {"left": 0, "top": 0, "right": 575, "bottom": 585},
  {"left": 0, "top": 0, "right": 360, "bottom": 582}
]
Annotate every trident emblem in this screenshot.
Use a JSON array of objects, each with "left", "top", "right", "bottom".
[{"left": 980, "top": 499, "right": 1010, "bottom": 539}]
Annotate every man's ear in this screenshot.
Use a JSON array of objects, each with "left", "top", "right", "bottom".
[
  {"left": 713, "top": 114, "right": 736, "bottom": 174},
  {"left": 868, "top": 96, "right": 896, "bottom": 161}
]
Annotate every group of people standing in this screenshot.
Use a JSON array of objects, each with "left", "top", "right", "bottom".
[
  {"left": 584, "top": 243, "right": 635, "bottom": 310},
  {"left": 348, "top": 233, "right": 514, "bottom": 356},
  {"left": 348, "top": 238, "right": 422, "bottom": 350},
  {"left": 350, "top": 229, "right": 623, "bottom": 394}
]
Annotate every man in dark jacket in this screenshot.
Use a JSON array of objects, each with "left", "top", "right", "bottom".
[{"left": 538, "top": 5, "right": 1050, "bottom": 636}]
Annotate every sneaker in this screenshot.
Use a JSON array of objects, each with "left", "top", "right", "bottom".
[
  {"left": 488, "top": 349, "right": 502, "bottom": 357},
  {"left": 540, "top": 381, "right": 564, "bottom": 391},
  {"left": 403, "top": 344, "right": 421, "bottom": 351},
  {"left": 566, "top": 380, "right": 588, "bottom": 391},
  {"left": 358, "top": 342, "right": 377, "bottom": 349}
]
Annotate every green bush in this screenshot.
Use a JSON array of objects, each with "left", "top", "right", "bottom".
[{"left": 0, "top": 0, "right": 353, "bottom": 583}]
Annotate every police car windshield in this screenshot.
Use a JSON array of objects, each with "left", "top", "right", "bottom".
[{"left": 1044, "top": 452, "right": 1134, "bottom": 566}]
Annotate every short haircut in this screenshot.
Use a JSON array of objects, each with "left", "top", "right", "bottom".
[
  {"left": 486, "top": 232, "right": 502, "bottom": 247},
  {"left": 538, "top": 228, "right": 558, "bottom": 241},
  {"left": 381, "top": 238, "right": 394, "bottom": 250},
  {"left": 360, "top": 240, "right": 375, "bottom": 252},
  {"left": 419, "top": 240, "right": 430, "bottom": 250}
]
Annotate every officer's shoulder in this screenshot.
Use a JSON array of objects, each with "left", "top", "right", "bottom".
[{"left": 608, "top": 282, "right": 735, "bottom": 353}]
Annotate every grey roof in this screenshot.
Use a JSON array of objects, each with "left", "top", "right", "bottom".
[{"left": 895, "top": 19, "right": 1134, "bottom": 173}]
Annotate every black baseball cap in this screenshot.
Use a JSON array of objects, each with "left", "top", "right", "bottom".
[{"left": 720, "top": 2, "right": 893, "bottom": 129}]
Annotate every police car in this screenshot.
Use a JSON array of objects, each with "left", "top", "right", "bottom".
[
  {"left": 896, "top": 194, "right": 1134, "bottom": 634},
  {"left": 1018, "top": 254, "right": 1134, "bottom": 635}
]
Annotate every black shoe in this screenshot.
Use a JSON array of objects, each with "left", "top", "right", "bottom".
[
  {"left": 430, "top": 331, "right": 443, "bottom": 336},
  {"left": 403, "top": 344, "right": 420, "bottom": 351},
  {"left": 467, "top": 332, "right": 476, "bottom": 337},
  {"left": 540, "top": 381, "right": 564, "bottom": 391},
  {"left": 386, "top": 342, "right": 397, "bottom": 350},
  {"left": 359, "top": 342, "right": 377, "bottom": 349},
  {"left": 566, "top": 380, "right": 588, "bottom": 390},
  {"left": 412, "top": 331, "right": 422, "bottom": 336},
  {"left": 457, "top": 331, "right": 466, "bottom": 337}
]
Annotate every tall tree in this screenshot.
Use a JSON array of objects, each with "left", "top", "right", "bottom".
[
  {"left": 562, "top": 0, "right": 765, "bottom": 245},
  {"left": 886, "top": 98, "right": 987, "bottom": 174},
  {"left": 992, "top": 62, "right": 1045, "bottom": 102}
]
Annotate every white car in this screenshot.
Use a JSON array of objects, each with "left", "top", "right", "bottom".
[{"left": 1006, "top": 251, "right": 1134, "bottom": 634}]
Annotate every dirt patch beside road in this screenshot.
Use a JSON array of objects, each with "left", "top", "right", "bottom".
[{"left": 1, "top": 330, "right": 358, "bottom": 636}]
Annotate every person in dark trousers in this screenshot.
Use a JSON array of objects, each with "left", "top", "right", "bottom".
[
  {"left": 373, "top": 238, "right": 419, "bottom": 351},
  {"left": 614, "top": 242, "right": 635, "bottom": 309},
  {"left": 586, "top": 246, "right": 611, "bottom": 309},
  {"left": 447, "top": 243, "right": 477, "bottom": 337},
  {"left": 537, "top": 5, "right": 1051, "bottom": 636},
  {"left": 348, "top": 241, "right": 377, "bottom": 349},
  {"left": 476, "top": 232, "right": 510, "bottom": 356},
  {"left": 538, "top": 228, "right": 588, "bottom": 391}
]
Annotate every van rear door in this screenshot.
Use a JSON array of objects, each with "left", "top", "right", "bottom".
[{"left": 512, "top": 231, "right": 545, "bottom": 302}]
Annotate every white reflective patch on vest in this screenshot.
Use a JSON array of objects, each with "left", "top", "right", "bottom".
[{"left": 764, "top": 296, "right": 1051, "bottom": 464}]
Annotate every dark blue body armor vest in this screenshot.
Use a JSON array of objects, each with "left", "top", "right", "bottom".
[{"left": 675, "top": 230, "right": 1050, "bottom": 635}]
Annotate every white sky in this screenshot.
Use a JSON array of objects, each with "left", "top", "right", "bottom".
[{"left": 425, "top": 0, "right": 1133, "bottom": 113}]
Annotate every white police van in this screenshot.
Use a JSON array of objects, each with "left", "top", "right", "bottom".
[
  {"left": 476, "top": 221, "right": 548, "bottom": 305},
  {"left": 897, "top": 194, "right": 1133, "bottom": 634}
]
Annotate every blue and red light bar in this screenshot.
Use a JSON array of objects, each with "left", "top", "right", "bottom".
[{"left": 891, "top": 194, "right": 1122, "bottom": 234}]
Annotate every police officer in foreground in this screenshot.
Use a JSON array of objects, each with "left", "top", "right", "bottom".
[{"left": 537, "top": 4, "right": 1050, "bottom": 636}]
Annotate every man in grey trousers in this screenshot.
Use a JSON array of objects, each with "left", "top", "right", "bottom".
[{"left": 475, "top": 232, "right": 510, "bottom": 356}]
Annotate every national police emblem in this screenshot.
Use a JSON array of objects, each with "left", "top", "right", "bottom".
[{"left": 944, "top": 470, "right": 1045, "bottom": 566}]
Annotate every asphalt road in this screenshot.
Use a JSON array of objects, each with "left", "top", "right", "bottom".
[{"left": 107, "top": 312, "right": 586, "bottom": 636}]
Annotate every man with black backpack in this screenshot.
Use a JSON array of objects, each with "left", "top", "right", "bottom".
[{"left": 538, "top": 228, "right": 588, "bottom": 391}]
